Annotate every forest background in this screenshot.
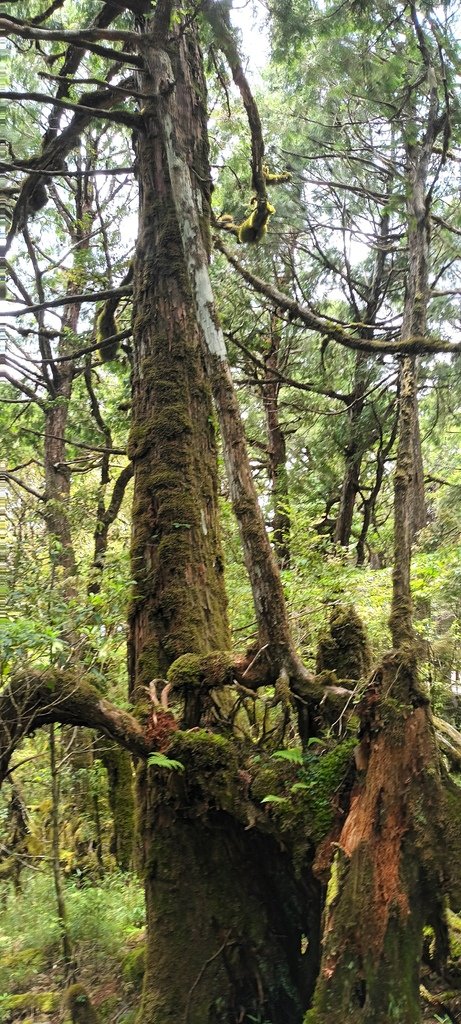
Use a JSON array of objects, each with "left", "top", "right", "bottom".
[{"left": 1, "top": 0, "right": 461, "bottom": 1022}]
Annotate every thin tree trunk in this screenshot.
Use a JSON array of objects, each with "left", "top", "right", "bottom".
[
  {"left": 50, "top": 724, "right": 77, "bottom": 982},
  {"left": 263, "top": 314, "right": 290, "bottom": 567}
]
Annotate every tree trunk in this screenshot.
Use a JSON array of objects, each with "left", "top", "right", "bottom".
[
  {"left": 99, "top": 740, "right": 135, "bottom": 871},
  {"left": 263, "top": 314, "right": 290, "bottom": 567},
  {"left": 129, "top": 16, "right": 320, "bottom": 1022},
  {"left": 127, "top": 31, "right": 229, "bottom": 696},
  {"left": 306, "top": 657, "right": 447, "bottom": 1024},
  {"left": 136, "top": 740, "right": 320, "bottom": 1024},
  {"left": 334, "top": 355, "right": 366, "bottom": 548},
  {"left": 50, "top": 724, "right": 77, "bottom": 982}
]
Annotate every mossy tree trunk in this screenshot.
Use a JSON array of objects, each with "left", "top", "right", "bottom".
[
  {"left": 129, "top": 9, "right": 322, "bottom": 1021},
  {"left": 127, "top": 27, "right": 230, "bottom": 696},
  {"left": 309, "top": 56, "right": 446, "bottom": 1024},
  {"left": 136, "top": 735, "right": 321, "bottom": 1024},
  {"left": 99, "top": 740, "right": 135, "bottom": 871}
]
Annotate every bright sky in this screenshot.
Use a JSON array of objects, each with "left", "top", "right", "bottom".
[{"left": 230, "top": 0, "right": 270, "bottom": 74}]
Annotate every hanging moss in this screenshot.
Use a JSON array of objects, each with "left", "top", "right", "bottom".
[
  {"left": 62, "top": 984, "right": 100, "bottom": 1023},
  {"left": 99, "top": 741, "right": 135, "bottom": 871},
  {"left": 316, "top": 604, "right": 372, "bottom": 681}
]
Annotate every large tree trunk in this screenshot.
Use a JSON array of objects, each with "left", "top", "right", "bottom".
[
  {"left": 129, "top": 15, "right": 321, "bottom": 1022},
  {"left": 127, "top": 33, "right": 229, "bottom": 695},
  {"left": 306, "top": 656, "right": 448, "bottom": 1024},
  {"left": 137, "top": 751, "right": 319, "bottom": 1024}
]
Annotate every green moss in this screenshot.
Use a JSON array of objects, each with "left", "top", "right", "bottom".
[
  {"left": 0, "top": 991, "right": 60, "bottom": 1015},
  {"left": 254, "top": 739, "right": 356, "bottom": 850},
  {"left": 168, "top": 653, "right": 202, "bottom": 689},
  {"left": 326, "top": 850, "right": 341, "bottom": 909},
  {"left": 63, "top": 984, "right": 100, "bottom": 1023},
  {"left": 316, "top": 604, "right": 371, "bottom": 681},
  {"left": 122, "top": 944, "right": 146, "bottom": 987},
  {"left": 447, "top": 908, "right": 461, "bottom": 959},
  {"left": 0, "top": 947, "right": 42, "bottom": 969},
  {"left": 167, "top": 651, "right": 233, "bottom": 693},
  {"left": 169, "top": 728, "right": 233, "bottom": 772}
]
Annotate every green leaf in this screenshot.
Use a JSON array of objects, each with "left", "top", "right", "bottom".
[
  {"left": 148, "top": 753, "right": 185, "bottom": 773},
  {"left": 261, "top": 795, "right": 289, "bottom": 804},
  {"left": 272, "top": 748, "right": 303, "bottom": 763}
]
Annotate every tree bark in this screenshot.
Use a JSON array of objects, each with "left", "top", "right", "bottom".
[
  {"left": 127, "top": 27, "right": 229, "bottom": 698},
  {"left": 263, "top": 314, "right": 290, "bottom": 567}
]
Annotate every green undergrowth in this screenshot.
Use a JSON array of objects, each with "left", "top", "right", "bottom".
[
  {"left": 0, "top": 991, "right": 59, "bottom": 1023},
  {"left": 0, "top": 869, "right": 145, "bottom": 995}
]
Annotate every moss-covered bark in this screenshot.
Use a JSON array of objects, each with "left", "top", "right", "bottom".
[
  {"left": 63, "top": 984, "right": 100, "bottom": 1023},
  {"left": 136, "top": 731, "right": 321, "bottom": 1024},
  {"left": 127, "top": 23, "right": 229, "bottom": 697},
  {"left": 316, "top": 605, "right": 371, "bottom": 683},
  {"left": 99, "top": 741, "right": 135, "bottom": 870}
]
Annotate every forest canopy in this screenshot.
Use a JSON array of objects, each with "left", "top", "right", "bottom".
[{"left": 1, "top": 1, "right": 461, "bottom": 1023}]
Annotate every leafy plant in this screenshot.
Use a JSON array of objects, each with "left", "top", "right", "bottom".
[{"left": 147, "top": 752, "right": 185, "bottom": 772}]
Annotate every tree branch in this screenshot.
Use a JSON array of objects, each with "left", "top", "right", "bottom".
[
  {"left": 1, "top": 92, "right": 140, "bottom": 129},
  {"left": 2, "top": 285, "right": 132, "bottom": 318},
  {"left": 0, "top": 670, "right": 151, "bottom": 783},
  {"left": 0, "top": 19, "right": 143, "bottom": 66},
  {"left": 215, "top": 238, "right": 461, "bottom": 356}
]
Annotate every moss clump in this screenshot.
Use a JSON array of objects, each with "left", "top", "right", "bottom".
[
  {"left": 316, "top": 604, "right": 371, "bottom": 681},
  {"left": 62, "top": 984, "right": 100, "bottom": 1023},
  {"left": 0, "top": 991, "right": 59, "bottom": 1015},
  {"left": 167, "top": 651, "right": 233, "bottom": 693},
  {"left": 254, "top": 739, "right": 356, "bottom": 849},
  {"left": 447, "top": 908, "right": 461, "bottom": 959},
  {"left": 122, "top": 944, "right": 146, "bottom": 987},
  {"left": 167, "top": 653, "right": 202, "bottom": 690},
  {"left": 168, "top": 729, "right": 234, "bottom": 773}
]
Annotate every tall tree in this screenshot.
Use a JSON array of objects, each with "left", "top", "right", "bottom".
[{"left": 2, "top": 2, "right": 461, "bottom": 1023}]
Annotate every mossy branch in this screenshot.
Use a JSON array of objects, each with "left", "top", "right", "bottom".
[{"left": 0, "top": 669, "right": 151, "bottom": 783}]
